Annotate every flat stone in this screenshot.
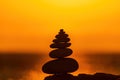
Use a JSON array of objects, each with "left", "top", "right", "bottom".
[
  {"left": 59, "top": 29, "right": 65, "bottom": 34},
  {"left": 53, "top": 38, "right": 70, "bottom": 43},
  {"left": 42, "top": 58, "right": 79, "bottom": 74},
  {"left": 50, "top": 43, "right": 71, "bottom": 48},
  {"left": 49, "top": 48, "right": 73, "bottom": 58},
  {"left": 55, "top": 34, "right": 68, "bottom": 39}
]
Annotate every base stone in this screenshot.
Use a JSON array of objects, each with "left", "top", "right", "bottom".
[{"left": 44, "top": 74, "right": 77, "bottom": 80}]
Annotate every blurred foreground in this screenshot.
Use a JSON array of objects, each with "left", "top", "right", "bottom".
[{"left": 0, "top": 52, "right": 120, "bottom": 80}]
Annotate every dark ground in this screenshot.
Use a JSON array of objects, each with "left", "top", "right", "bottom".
[
  {"left": 0, "top": 52, "right": 120, "bottom": 80},
  {"left": 45, "top": 73, "right": 120, "bottom": 80},
  {"left": 0, "top": 52, "right": 44, "bottom": 80}
]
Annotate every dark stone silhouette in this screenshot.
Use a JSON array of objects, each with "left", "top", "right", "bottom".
[
  {"left": 44, "top": 72, "right": 120, "bottom": 80},
  {"left": 42, "top": 58, "right": 78, "bottom": 74},
  {"left": 42, "top": 29, "right": 120, "bottom": 80},
  {"left": 42, "top": 29, "right": 79, "bottom": 80},
  {"left": 44, "top": 74, "right": 76, "bottom": 80},
  {"left": 49, "top": 48, "right": 72, "bottom": 58},
  {"left": 77, "top": 73, "right": 120, "bottom": 80}
]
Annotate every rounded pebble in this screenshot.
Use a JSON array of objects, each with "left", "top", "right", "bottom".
[
  {"left": 50, "top": 43, "right": 71, "bottom": 48},
  {"left": 53, "top": 38, "right": 70, "bottom": 43},
  {"left": 55, "top": 34, "right": 68, "bottom": 39},
  {"left": 42, "top": 58, "right": 79, "bottom": 74},
  {"left": 49, "top": 48, "right": 73, "bottom": 58}
]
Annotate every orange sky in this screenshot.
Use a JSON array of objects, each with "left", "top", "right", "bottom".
[
  {"left": 0, "top": 0, "right": 120, "bottom": 53},
  {"left": 1, "top": 0, "right": 120, "bottom": 80}
]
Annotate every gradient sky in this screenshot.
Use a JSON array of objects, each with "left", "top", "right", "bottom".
[
  {"left": 0, "top": 0, "right": 120, "bottom": 53},
  {"left": 1, "top": 0, "right": 120, "bottom": 80}
]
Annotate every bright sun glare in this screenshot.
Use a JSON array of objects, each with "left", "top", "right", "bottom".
[{"left": 44, "top": 0, "right": 97, "bottom": 7}]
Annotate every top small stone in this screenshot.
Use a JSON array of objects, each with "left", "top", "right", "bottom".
[
  {"left": 50, "top": 29, "right": 71, "bottom": 48},
  {"left": 55, "top": 29, "right": 69, "bottom": 39},
  {"left": 59, "top": 29, "right": 65, "bottom": 34}
]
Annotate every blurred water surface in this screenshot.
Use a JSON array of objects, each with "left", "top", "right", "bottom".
[{"left": 1, "top": 52, "right": 120, "bottom": 80}]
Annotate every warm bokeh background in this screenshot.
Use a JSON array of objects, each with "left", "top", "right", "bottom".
[
  {"left": 0, "top": 0, "right": 120, "bottom": 80},
  {"left": 0, "top": 0, "right": 120, "bottom": 52}
]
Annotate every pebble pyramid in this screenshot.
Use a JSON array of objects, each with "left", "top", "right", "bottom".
[{"left": 42, "top": 29, "right": 79, "bottom": 79}]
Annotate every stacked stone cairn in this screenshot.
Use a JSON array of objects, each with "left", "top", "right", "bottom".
[{"left": 42, "top": 29, "right": 79, "bottom": 80}]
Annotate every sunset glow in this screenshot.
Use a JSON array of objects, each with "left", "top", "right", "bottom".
[
  {"left": 43, "top": 0, "right": 98, "bottom": 7},
  {"left": 0, "top": 0, "right": 120, "bottom": 79},
  {"left": 0, "top": 0, "right": 120, "bottom": 52}
]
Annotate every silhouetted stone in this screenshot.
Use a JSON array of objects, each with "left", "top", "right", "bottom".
[
  {"left": 45, "top": 74, "right": 76, "bottom": 80},
  {"left": 55, "top": 33, "right": 68, "bottom": 38},
  {"left": 58, "top": 29, "right": 65, "bottom": 34},
  {"left": 42, "top": 29, "right": 79, "bottom": 80},
  {"left": 49, "top": 48, "right": 72, "bottom": 58},
  {"left": 93, "top": 73, "right": 119, "bottom": 80},
  {"left": 77, "top": 74, "right": 94, "bottom": 80},
  {"left": 42, "top": 58, "right": 78, "bottom": 74},
  {"left": 53, "top": 38, "right": 70, "bottom": 43},
  {"left": 77, "top": 73, "right": 120, "bottom": 80},
  {"left": 50, "top": 29, "right": 71, "bottom": 49},
  {"left": 50, "top": 43, "right": 71, "bottom": 48}
]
